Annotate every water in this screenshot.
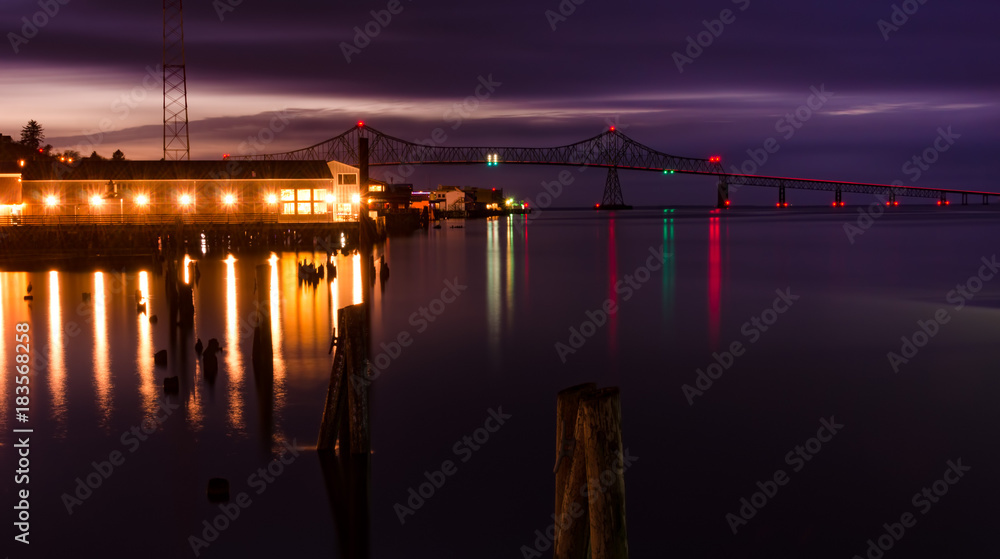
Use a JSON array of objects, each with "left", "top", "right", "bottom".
[{"left": 2, "top": 207, "right": 999, "bottom": 557}]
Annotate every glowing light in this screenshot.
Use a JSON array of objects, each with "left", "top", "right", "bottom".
[
  {"left": 351, "top": 193, "right": 361, "bottom": 204},
  {"left": 18, "top": 160, "right": 25, "bottom": 167},
  {"left": 266, "top": 193, "right": 278, "bottom": 205},
  {"left": 48, "top": 271, "right": 67, "bottom": 436},
  {"left": 506, "top": 198, "right": 513, "bottom": 206},
  {"left": 67, "top": 158, "right": 73, "bottom": 163},
  {"left": 90, "top": 195, "right": 104, "bottom": 206},
  {"left": 358, "top": 121, "right": 365, "bottom": 127},
  {"left": 610, "top": 126, "right": 616, "bottom": 132},
  {"left": 136, "top": 194, "right": 149, "bottom": 206},
  {"left": 709, "top": 156, "right": 722, "bottom": 163},
  {"left": 45, "top": 195, "right": 58, "bottom": 207},
  {"left": 223, "top": 193, "right": 236, "bottom": 206},
  {"left": 225, "top": 255, "right": 245, "bottom": 432},
  {"left": 352, "top": 252, "right": 362, "bottom": 305},
  {"left": 325, "top": 194, "right": 335, "bottom": 204},
  {"left": 93, "top": 272, "right": 111, "bottom": 426},
  {"left": 179, "top": 194, "right": 193, "bottom": 206}
]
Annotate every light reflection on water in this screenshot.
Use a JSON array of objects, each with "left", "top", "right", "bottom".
[
  {"left": 708, "top": 216, "right": 721, "bottom": 348},
  {"left": 0, "top": 251, "right": 370, "bottom": 443},
  {"left": 93, "top": 272, "right": 112, "bottom": 427},
  {"left": 269, "top": 254, "right": 287, "bottom": 445},
  {"left": 225, "top": 254, "right": 245, "bottom": 433},
  {"left": 487, "top": 218, "right": 500, "bottom": 359},
  {"left": 0, "top": 275, "right": 5, "bottom": 432},
  {"left": 136, "top": 270, "right": 155, "bottom": 416},
  {"left": 48, "top": 270, "right": 67, "bottom": 437}
]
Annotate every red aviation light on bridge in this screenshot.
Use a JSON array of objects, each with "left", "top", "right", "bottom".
[
  {"left": 609, "top": 126, "right": 616, "bottom": 132},
  {"left": 708, "top": 156, "right": 722, "bottom": 163},
  {"left": 358, "top": 121, "right": 365, "bottom": 127}
]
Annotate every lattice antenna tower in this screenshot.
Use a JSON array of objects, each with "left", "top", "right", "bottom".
[{"left": 163, "top": 0, "right": 190, "bottom": 160}]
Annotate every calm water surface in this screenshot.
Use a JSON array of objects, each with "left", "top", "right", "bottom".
[{"left": 2, "top": 207, "right": 999, "bottom": 557}]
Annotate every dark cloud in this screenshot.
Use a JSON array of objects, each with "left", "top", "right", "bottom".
[{"left": 3, "top": 0, "right": 998, "bottom": 205}]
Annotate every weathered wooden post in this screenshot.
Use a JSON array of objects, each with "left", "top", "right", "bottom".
[
  {"left": 554, "top": 383, "right": 597, "bottom": 557},
  {"left": 317, "top": 304, "right": 370, "bottom": 455},
  {"left": 583, "top": 388, "right": 628, "bottom": 559},
  {"left": 317, "top": 303, "right": 372, "bottom": 558},
  {"left": 554, "top": 385, "right": 629, "bottom": 559}
]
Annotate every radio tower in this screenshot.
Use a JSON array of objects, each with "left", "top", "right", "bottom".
[{"left": 163, "top": 0, "right": 190, "bottom": 160}]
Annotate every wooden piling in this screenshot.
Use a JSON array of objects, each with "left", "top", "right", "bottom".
[
  {"left": 554, "top": 385, "right": 629, "bottom": 559},
  {"left": 554, "top": 383, "right": 597, "bottom": 555},
  {"left": 555, "top": 401, "right": 592, "bottom": 559},
  {"left": 582, "top": 388, "right": 628, "bottom": 559},
  {"left": 317, "top": 308, "right": 347, "bottom": 453},
  {"left": 317, "top": 304, "right": 370, "bottom": 455}
]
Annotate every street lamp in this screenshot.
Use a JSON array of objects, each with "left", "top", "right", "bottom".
[
  {"left": 136, "top": 194, "right": 149, "bottom": 206},
  {"left": 223, "top": 193, "right": 235, "bottom": 223},
  {"left": 45, "top": 195, "right": 58, "bottom": 207}
]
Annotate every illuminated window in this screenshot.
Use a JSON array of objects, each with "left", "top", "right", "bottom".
[
  {"left": 337, "top": 203, "right": 352, "bottom": 215},
  {"left": 297, "top": 202, "right": 311, "bottom": 214},
  {"left": 368, "top": 185, "right": 384, "bottom": 192},
  {"left": 282, "top": 202, "right": 295, "bottom": 215},
  {"left": 297, "top": 189, "right": 312, "bottom": 202},
  {"left": 313, "top": 189, "right": 328, "bottom": 202},
  {"left": 313, "top": 203, "right": 327, "bottom": 214},
  {"left": 280, "top": 189, "right": 294, "bottom": 202},
  {"left": 338, "top": 173, "right": 357, "bottom": 185}
]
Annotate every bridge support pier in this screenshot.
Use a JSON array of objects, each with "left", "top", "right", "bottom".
[
  {"left": 962, "top": 193, "right": 968, "bottom": 205},
  {"left": 597, "top": 167, "right": 631, "bottom": 210},
  {"left": 939, "top": 192, "right": 948, "bottom": 206},
  {"left": 777, "top": 185, "right": 786, "bottom": 207},
  {"left": 835, "top": 189, "right": 843, "bottom": 206},
  {"left": 887, "top": 191, "right": 896, "bottom": 206},
  {"left": 984, "top": 195, "right": 990, "bottom": 205},
  {"left": 716, "top": 178, "right": 729, "bottom": 209}
]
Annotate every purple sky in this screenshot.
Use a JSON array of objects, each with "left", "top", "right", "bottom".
[{"left": 3, "top": 0, "right": 998, "bottom": 205}]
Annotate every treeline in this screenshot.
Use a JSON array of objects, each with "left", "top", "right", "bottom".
[{"left": 2, "top": 120, "right": 125, "bottom": 163}]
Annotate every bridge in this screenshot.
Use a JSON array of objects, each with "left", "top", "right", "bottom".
[{"left": 231, "top": 123, "right": 999, "bottom": 208}]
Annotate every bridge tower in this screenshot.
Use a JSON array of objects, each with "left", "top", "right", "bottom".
[
  {"left": 163, "top": 0, "right": 191, "bottom": 160},
  {"left": 601, "top": 167, "right": 626, "bottom": 208},
  {"left": 597, "top": 127, "right": 632, "bottom": 210}
]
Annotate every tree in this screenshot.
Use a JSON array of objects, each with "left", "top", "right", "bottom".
[
  {"left": 20, "top": 120, "right": 45, "bottom": 150},
  {"left": 112, "top": 149, "right": 125, "bottom": 161},
  {"left": 61, "top": 149, "right": 81, "bottom": 161},
  {"left": 89, "top": 151, "right": 104, "bottom": 160}
]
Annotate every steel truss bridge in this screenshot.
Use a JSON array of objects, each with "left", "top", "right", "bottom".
[{"left": 232, "top": 123, "right": 999, "bottom": 207}]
